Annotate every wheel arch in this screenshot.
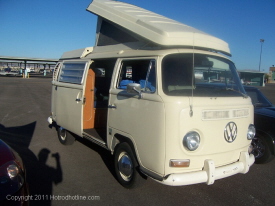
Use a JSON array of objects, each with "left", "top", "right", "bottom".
[{"left": 112, "top": 133, "right": 140, "bottom": 166}]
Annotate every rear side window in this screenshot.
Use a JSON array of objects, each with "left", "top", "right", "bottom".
[
  {"left": 117, "top": 59, "right": 156, "bottom": 93},
  {"left": 59, "top": 62, "right": 87, "bottom": 84}
]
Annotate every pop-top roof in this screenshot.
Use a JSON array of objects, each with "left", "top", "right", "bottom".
[{"left": 87, "top": 0, "right": 230, "bottom": 56}]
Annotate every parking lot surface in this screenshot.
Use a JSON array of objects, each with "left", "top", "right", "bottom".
[{"left": 1, "top": 76, "right": 275, "bottom": 206}]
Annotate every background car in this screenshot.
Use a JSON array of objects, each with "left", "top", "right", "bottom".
[
  {"left": 245, "top": 86, "right": 275, "bottom": 164},
  {"left": 0, "top": 139, "right": 28, "bottom": 205},
  {"left": 0, "top": 68, "right": 19, "bottom": 76}
]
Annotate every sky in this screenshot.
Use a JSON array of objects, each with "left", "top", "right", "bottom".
[{"left": 0, "top": 0, "right": 274, "bottom": 72}]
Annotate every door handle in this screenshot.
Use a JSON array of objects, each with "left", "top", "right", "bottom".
[
  {"left": 108, "top": 104, "right": 117, "bottom": 109},
  {"left": 76, "top": 98, "right": 82, "bottom": 102}
]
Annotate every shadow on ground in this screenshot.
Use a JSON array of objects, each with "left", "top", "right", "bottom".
[
  {"left": 0, "top": 122, "right": 62, "bottom": 206},
  {"left": 76, "top": 136, "right": 116, "bottom": 179}
]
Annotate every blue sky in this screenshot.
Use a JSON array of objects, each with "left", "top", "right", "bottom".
[{"left": 0, "top": 0, "right": 274, "bottom": 72}]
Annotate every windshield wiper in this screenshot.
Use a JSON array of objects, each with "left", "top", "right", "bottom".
[{"left": 226, "top": 87, "right": 248, "bottom": 98}]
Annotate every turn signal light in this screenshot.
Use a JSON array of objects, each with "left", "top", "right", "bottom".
[{"left": 170, "top": 159, "right": 190, "bottom": 167}]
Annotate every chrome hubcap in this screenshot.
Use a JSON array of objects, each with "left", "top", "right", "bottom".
[{"left": 118, "top": 152, "right": 133, "bottom": 181}]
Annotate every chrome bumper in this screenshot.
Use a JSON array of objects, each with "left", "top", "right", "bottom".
[{"left": 159, "top": 152, "right": 254, "bottom": 186}]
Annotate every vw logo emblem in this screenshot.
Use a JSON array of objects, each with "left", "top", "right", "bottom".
[{"left": 224, "top": 122, "right": 237, "bottom": 143}]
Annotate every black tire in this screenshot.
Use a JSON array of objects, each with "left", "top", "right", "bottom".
[
  {"left": 114, "top": 142, "right": 145, "bottom": 188},
  {"left": 57, "top": 127, "right": 75, "bottom": 145},
  {"left": 252, "top": 134, "right": 273, "bottom": 164}
]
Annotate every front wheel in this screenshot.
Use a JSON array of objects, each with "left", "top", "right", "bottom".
[
  {"left": 251, "top": 134, "right": 273, "bottom": 164},
  {"left": 57, "top": 127, "right": 75, "bottom": 145},
  {"left": 114, "top": 142, "right": 145, "bottom": 188}
]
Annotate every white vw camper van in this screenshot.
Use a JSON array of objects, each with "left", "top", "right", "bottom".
[{"left": 48, "top": 0, "right": 255, "bottom": 188}]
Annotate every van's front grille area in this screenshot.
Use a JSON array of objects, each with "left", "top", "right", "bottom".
[{"left": 202, "top": 108, "right": 249, "bottom": 120}]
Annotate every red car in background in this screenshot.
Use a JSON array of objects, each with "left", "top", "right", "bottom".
[{"left": 0, "top": 139, "right": 29, "bottom": 206}]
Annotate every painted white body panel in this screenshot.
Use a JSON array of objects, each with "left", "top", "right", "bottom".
[
  {"left": 52, "top": 82, "right": 83, "bottom": 136},
  {"left": 108, "top": 89, "right": 165, "bottom": 175}
]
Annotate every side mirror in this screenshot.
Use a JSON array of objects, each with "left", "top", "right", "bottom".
[{"left": 127, "top": 83, "right": 142, "bottom": 98}]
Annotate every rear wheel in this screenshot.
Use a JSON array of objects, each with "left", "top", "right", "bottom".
[
  {"left": 114, "top": 142, "right": 145, "bottom": 188},
  {"left": 57, "top": 127, "right": 75, "bottom": 145},
  {"left": 252, "top": 134, "right": 273, "bottom": 164}
]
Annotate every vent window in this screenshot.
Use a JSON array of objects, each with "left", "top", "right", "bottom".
[{"left": 59, "top": 62, "right": 87, "bottom": 84}]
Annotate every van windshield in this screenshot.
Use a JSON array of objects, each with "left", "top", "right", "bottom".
[{"left": 162, "top": 53, "right": 246, "bottom": 97}]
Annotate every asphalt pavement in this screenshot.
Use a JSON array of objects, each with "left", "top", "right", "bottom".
[{"left": 1, "top": 76, "right": 275, "bottom": 206}]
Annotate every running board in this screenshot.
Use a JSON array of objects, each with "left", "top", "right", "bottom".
[{"left": 83, "top": 132, "right": 109, "bottom": 150}]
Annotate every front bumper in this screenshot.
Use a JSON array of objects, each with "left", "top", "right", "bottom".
[{"left": 159, "top": 151, "right": 254, "bottom": 186}]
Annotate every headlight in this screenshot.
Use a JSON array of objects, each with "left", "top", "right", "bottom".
[
  {"left": 247, "top": 124, "right": 256, "bottom": 140},
  {"left": 0, "top": 161, "right": 24, "bottom": 200},
  {"left": 183, "top": 131, "right": 200, "bottom": 151},
  {"left": 7, "top": 164, "right": 19, "bottom": 179}
]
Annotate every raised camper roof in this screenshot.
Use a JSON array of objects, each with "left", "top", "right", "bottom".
[{"left": 87, "top": 0, "right": 231, "bottom": 56}]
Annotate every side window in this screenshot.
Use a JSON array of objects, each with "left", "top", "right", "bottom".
[
  {"left": 59, "top": 62, "right": 87, "bottom": 84},
  {"left": 117, "top": 59, "right": 156, "bottom": 93}
]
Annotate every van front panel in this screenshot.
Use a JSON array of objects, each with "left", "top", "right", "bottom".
[
  {"left": 162, "top": 96, "right": 253, "bottom": 175},
  {"left": 158, "top": 52, "right": 254, "bottom": 177}
]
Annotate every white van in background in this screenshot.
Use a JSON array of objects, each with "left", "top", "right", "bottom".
[{"left": 48, "top": 0, "right": 255, "bottom": 188}]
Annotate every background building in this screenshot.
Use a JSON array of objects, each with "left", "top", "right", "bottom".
[
  {"left": 239, "top": 70, "right": 266, "bottom": 86},
  {"left": 269, "top": 66, "right": 275, "bottom": 83}
]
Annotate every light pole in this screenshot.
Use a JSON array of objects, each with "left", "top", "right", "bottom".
[{"left": 259, "top": 39, "right": 264, "bottom": 71}]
